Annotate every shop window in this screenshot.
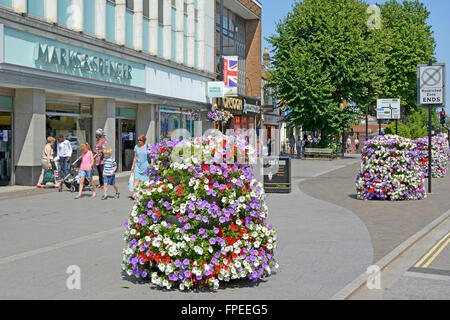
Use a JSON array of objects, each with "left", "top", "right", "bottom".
[
  {"left": 0, "top": 0, "right": 12, "bottom": 9},
  {"left": 0, "top": 111, "right": 12, "bottom": 186},
  {"left": 126, "top": 0, "right": 133, "bottom": 11},
  {"left": 125, "top": 5, "right": 134, "bottom": 47},
  {"left": 46, "top": 103, "right": 92, "bottom": 162},
  {"left": 160, "top": 108, "right": 196, "bottom": 141},
  {"left": 57, "top": 0, "right": 72, "bottom": 27},
  {"left": 158, "top": 0, "right": 164, "bottom": 57},
  {"left": 27, "top": 0, "right": 45, "bottom": 18},
  {"left": 171, "top": 7, "right": 176, "bottom": 61},
  {"left": 143, "top": 16, "right": 150, "bottom": 52},
  {"left": 143, "top": 0, "right": 150, "bottom": 18},
  {"left": 106, "top": 0, "right": 116, "bottom": 41},
  {"left": 84, "top": 0, "right": 96, "bottom": 34}
]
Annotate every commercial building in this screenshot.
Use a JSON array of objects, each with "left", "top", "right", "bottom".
[
  {"left": 261, "top": 47, "right": 283, "bottom": 156},
  {"left": 0, "top": 0, "right": 219, "bottom": 186},
  {"left": 0, "top": 0, "right": 263, "bottom": 187},
  {"left": 215, "top": 0, "right": 262, "bottom": 135}
]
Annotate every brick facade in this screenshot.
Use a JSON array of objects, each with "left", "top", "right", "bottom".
[
  {"left": 215, "top": 0, "right": 262, "bottom": 99},
  {"left": 237, "top": 0, "right": 262, "bottom": 16},
  {"left": 245, "top": 17, "right": 262, "bottom": 98}
]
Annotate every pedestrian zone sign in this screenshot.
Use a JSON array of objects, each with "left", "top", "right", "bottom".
[
  {"left": 377, "top": 98, "right": 401, "bottom": 120},
  {"left": 418, "top": 63, "right": 446, "bottom": 106}
]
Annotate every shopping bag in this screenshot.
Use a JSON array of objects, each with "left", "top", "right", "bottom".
[
  {"left": 128, "top": 173, "right": 135, "bottom": 192},
  {"left": 43, "top": 168, "right": 55, "bottom": 184}
]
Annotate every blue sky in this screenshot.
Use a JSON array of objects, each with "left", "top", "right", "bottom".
[{"left": 261, "top": 0, "right": 450, "bottom": 112}]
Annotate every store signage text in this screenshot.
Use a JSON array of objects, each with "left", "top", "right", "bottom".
[
  {"left": 223, "top": 97, "right": 243, "bottom": 111},
  {"left": 34, "top": 43, "right": 133, "bottom": 80}
]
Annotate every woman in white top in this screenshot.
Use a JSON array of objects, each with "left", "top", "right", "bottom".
[{"left": 37, "top": 136, "right": 58, "bottom": 188}]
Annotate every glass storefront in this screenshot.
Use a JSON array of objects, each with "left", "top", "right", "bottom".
[
  {"left": 0, "top": 111, "right": 12, "bottom": 186},
  {"left": 116, "top": 118, "right": 136, "bottom": 172},
  {"left": 159, "top": 107, "right": 198, "bottom": 141},
  {"left": 46, "top": 103, "right": 92, "bottom": 162}
]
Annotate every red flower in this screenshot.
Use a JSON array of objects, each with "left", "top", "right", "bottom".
[
  {"left": 215, "top": 265, "right": 221, "bottom": 271},
  {"left": 178, "top": 191, "right": 183, "bottom": 197},
  {"left": 232, "top": 253, "right": 238, "bottom": 259},
  {"left": 227, "top": 183, "right": 231, "bottom": 189},
  {"left": 161, "top": 148, "right": 166, "bottom": 153},
  {"left": 209, "top": 185, "right": 214, "bottom": 189},
  {"left": 168, "top": 177, "right": 173, "bottom": 182}
]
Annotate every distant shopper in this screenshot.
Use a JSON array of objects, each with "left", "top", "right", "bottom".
[
  {"left": 57, "top": 134, "right": 72, "bottom": 184},
  {"left": 75, "top": 143, "right": 96, "bottom": 199},
  {"left": 102, "top": 148, "right": 119, "bottom": 200},
  {"left": 296, "top": 135, "right": 303, "bottom": 159},
  {"left": 346, "top": 137, "right": 352, "bottom": 154},
  {"left": 94, "top": 128, "right": 108, "bottom": 189},
  {"left": 130, "top": 135, "right": 150, "bottom": 200},
  {"left": 289, "top": 135, "right": 296, "bottom": 155},
  {"left": 37, "top": 136, "right": 58, "bottom": 188},
  {"left": 355, "top": 137, "right": 360, "bottom": 153}
]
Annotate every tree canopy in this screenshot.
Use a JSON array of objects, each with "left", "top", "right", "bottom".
[{"left": 267, "top": 0, "right": 436, "bottom": 139}]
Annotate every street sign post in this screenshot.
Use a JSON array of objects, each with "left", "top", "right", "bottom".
[
  {"left": 377, "top": 98, "right": 401, "bottom": 135},
  {"left": 207, "top": 81, "right": 224, "bottom": 98},
  {"left": 418, "top": 63, "right": 446, "bottom": 106},
  {"left": 418, "top": 61, "right": 446, "bottom": 194},
  {"left": 376, "top": 98, "right": 401, "bottom": 120}
]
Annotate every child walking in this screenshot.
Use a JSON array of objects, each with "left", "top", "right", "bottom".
[
  {"left": 102, "top": 148, "right": 120, "bottom": 200},
  {"left": 75, "top": 143, "right": 96, "bottom": 199}
]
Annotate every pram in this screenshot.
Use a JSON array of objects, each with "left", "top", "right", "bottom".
[{"left": 59, "top": 153, "right": 99, "bottom": 192}]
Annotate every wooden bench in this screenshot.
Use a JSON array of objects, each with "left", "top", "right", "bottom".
[{"left": 304, "top": 148, "right": 335, "bottom": 160}]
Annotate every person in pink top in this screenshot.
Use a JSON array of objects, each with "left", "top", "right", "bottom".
[{"left": 75, "top": 143, "right": 97, "bottom": 199}]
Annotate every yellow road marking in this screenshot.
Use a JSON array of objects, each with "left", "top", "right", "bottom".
[
  {"left": 414, "top": 231, "right": 450, "bottom": 268},
  {"left": 422, "top": 238, "right": 450, "bottom": 268}
]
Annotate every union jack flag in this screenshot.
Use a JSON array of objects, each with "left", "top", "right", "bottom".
[{"left": 223, "top": 56, "right": 238, "bottom": 88}]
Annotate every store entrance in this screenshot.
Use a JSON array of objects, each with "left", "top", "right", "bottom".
[
  {"left": 116, "top": 119, "right": 136, "bottom": 172},
  {"left": 0, "top": 112, "right": 12, "bottom": 186}
]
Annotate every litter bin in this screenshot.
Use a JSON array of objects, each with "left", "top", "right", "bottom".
[{"left": 263, "top": 156, "right": 291, "bottom": 193}]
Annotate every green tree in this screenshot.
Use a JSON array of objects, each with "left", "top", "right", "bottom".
[
  {"left": 384, "top": 108, "right": 440, "bottom": 139},
  {"left": 267, "top": 0, "right": 386, "bottom": 140},
  {"left": 377, "top": 0, "right": 436, "bottom": 116}
]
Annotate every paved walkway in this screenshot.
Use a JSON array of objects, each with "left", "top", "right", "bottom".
[
  {"left": 300, "top": 162, "right": 450, "bottom": 263},
  {"left": 350, "top": 214, "right": 450, "bottom": 300},
  {"left": 0, "top": 156, "right": 372, "bottom": 299}
]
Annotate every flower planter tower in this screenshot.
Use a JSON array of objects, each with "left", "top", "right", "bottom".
[{"left": 122, "top": 135, "right": 278, "bottom": 290}]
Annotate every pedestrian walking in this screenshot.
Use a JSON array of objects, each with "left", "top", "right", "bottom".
[
  {"left": 346, "top": 137, "right": 352, "bottom": 154},
  {"left": 102, "top": 148, "right": 119, "bottom": 200},
  {"left": 289, "top": 135, "right": 296, "bottom": 155},
  {"left": 75, "top": 143, "right": 96, "bottom": 199},
  {"left": 355, "top": 137, "right": 360, "bottom": 154},
  {"left": 37, "top": 136, "right": 59, "bottom": 188},
  {"left": 56, "top": 134, "right": 72, "bottom": 187},
  {"left": 94, "top": 128, "right": 108, "bottom": 190},
  {"left": 296, "top": 135, "right": 303, "bottom": 159},
  {"left": 130, "top": 135, "right": 150, "bottom": 200}
]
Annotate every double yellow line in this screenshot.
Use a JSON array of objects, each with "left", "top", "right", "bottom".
[{"left": 414, "top": 231, "right": 450, "bottom": 268}]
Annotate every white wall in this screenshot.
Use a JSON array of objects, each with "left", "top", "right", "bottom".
[{"left": 145, "top": 62, "right": 211, "bottom": 104}]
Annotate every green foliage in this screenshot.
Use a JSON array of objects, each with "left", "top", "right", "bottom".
[
  {"left": 377, "top": 0, "right": 436, "bottom": 116},
  {"left": 384, "top": 108, "right": 440, "bottom": 139},
  {"left": 268, "top": 0, "right": 386, "bottom": 139},
  {"left": 267, "top": 0, "right": 436, "bottom": 138}
]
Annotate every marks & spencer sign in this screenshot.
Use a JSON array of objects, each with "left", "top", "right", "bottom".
[{"left": 35, "top": 43, "right": 132, "bottom": 80}]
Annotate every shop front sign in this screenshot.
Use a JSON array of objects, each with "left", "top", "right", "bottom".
[
  {"left": 243, "top": 102, "right": 260, "bottom": 114},
  {"left": 35, "top": 43, "right": 133, "bottom": 80},
  {"left": 2, "top": 27, "right": 145, "bottom": 88},
  {"left": 223, "top": 97, "right": 243, "bottom": 112}
]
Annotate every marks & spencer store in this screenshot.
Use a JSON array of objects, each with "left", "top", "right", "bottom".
[{"left": 0, "top": 9, "right": 214, "bottom": 186}]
